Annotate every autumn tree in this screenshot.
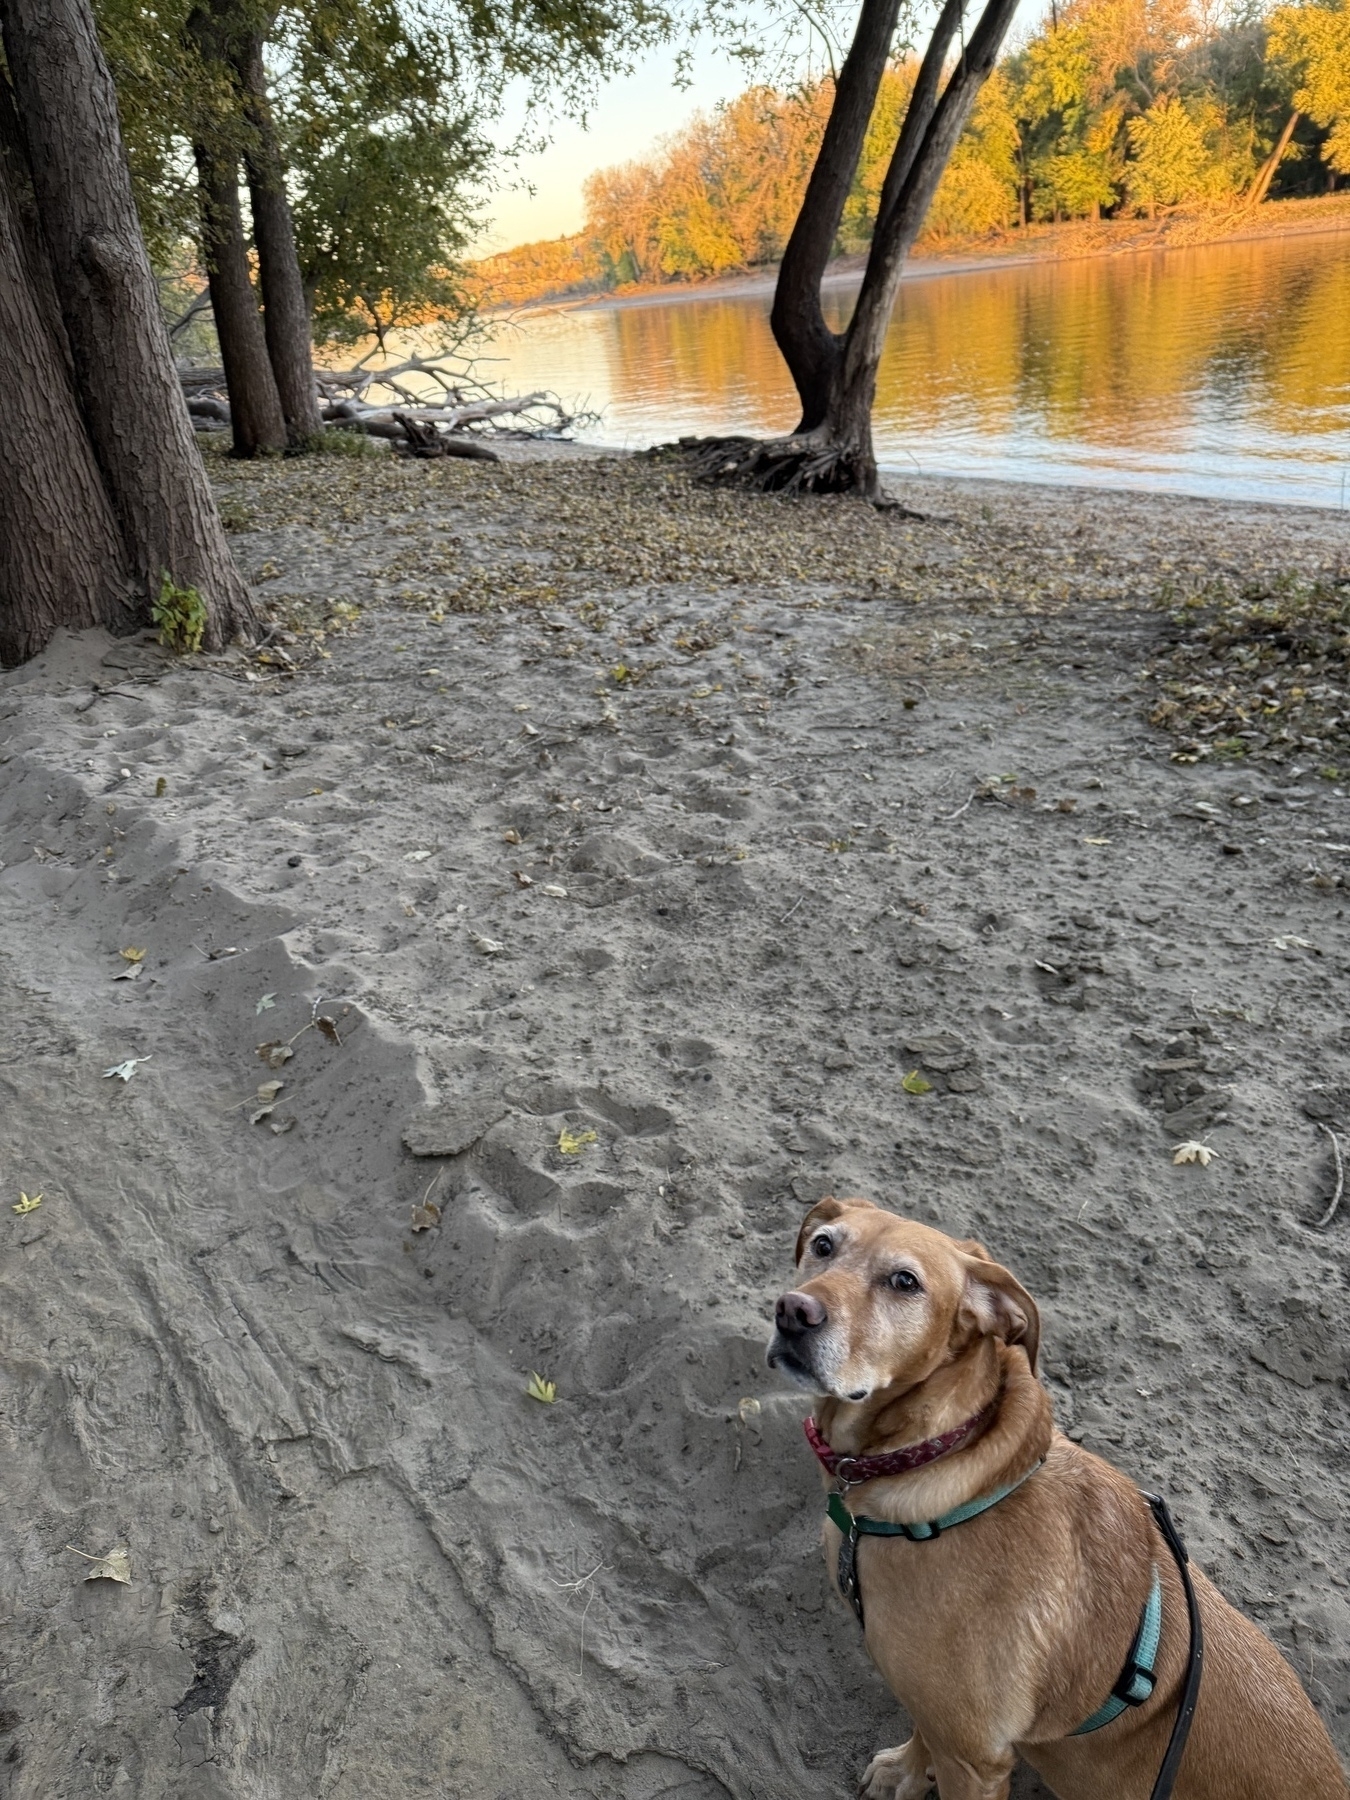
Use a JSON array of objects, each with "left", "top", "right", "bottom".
[
  {"left": 1267, "top": 0, "right": 1350, "bottom": 182},
  {"left": 0, "top": 0, "right": 253, "bottom": 666},
  {"left": 684, "top": 0, "right": 1023, "bottom": 496}
]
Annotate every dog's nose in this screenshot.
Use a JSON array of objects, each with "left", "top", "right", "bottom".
[{"left": 776, "top": 1289, "right": 827, "bottom": 1334}]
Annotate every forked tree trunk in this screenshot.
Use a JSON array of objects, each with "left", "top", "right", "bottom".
[
  {"left": 0, "top": 147, "right": 136, "bottom": 665},
  {"left": 708, "top": 0, "right": 1020, "bottom": 498},
  {"left": 0, "top": 0, "right": 256, "bottom": 646},
  {"left": 240, "top": 40, "right": 323, "bottom": 444},
  {"left": 771, "top": 0, "right": 905, "bottom": 431},
  {"left": 830, "top": 0, "right": 1024, "bottom": 494},
  {"left": 194, "top": 138, "right": 288, "bottom": 456}
]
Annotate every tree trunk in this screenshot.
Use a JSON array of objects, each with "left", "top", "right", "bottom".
[
  {"left": 194, "top": 137, "right": 288, "bottom": 457},
  {"left": 770, "top": 0, "right": 904, "bottom": 431},
  {"left": 0, "top": 146, "right": 136, "bottom": 665},
  {"left": 822, "top": 0, "right": 1024, "bottom": 494},
  {"left": 0, "top": 0, "right": 256, "bottom": 647},
  {"left": 239, "top": 40, "right": 323, "bottom": 444},
  {"left": 1247, "top": 111, "right": 1299, "bottom": 207}
]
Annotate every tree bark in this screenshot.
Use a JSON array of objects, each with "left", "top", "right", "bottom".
[
  {"left": 1247, "top": 111, "right": 1299, "bottom": 207},
  {"left": 0, "top": 0, "right": 256, "bottom": 647},
  {"left": 0, "top": 148, "right": 136, "bottom": 665},
  {"left": 770, "top": 0, "right": 904, "bottom": 431},
  {"left": 828, "top": 0, "right": 1024, "bottom": 494},
  {"left": 239, "top": 40, "right": 323, "bottom": 444},
  {"left": 194, "top": 137, "right": 288, "bottom": 457}
]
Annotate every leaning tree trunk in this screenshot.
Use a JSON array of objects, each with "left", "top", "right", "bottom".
[
  {"left": 194, "top": 137, "right": 288, "bottom": 457},
  {"left": 771, "top": 0, "right": 905, "bottom": 432},
  {"left": 832, "top": 0, "right": 1023, "bottom": 494},
  {"left": 690, "top": 0, "right": 1021, "bottom": 499},
  {"left": 0, "top": 140, "right": 136, "bottom": 665},
  {"left": 239, "top": 39, "right": 323, "bottom": 444},
  {"left": 0, "top": 0, "right": 256, "bottom": 647}
]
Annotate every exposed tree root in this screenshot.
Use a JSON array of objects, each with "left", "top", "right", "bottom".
[{"left": 665, "top": 434, "right": 926, "bottom": 516}]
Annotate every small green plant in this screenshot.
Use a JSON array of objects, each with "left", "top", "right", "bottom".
[
  {"left": 153, "top": 574, "right": 208, "bottom": 654},
  {"left": 307, "top": 426, "right": 375, "bottom": 458}
]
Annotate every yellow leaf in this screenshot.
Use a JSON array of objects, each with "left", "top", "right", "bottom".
[
  {"left": 901, "top": 1070, "right": 933, "bottom": 1096},
  {"left": 526, "top": 1371, "right": 557, "bottom": 1403},
  {"left": 558, "top": 1127, "right": 597, "bottom": 1155},
  {"left": 67, "top": 1544, "right": 132, "bottom": 1584},
  {"left": 119, "top": 947, "right": 146, "bottom": 963},
  {"left": 12, "top": 1191, "right": 43, "bottom": 1215},
  {"left": 1173, "top": 1141, "right": 1214, "bottom": 1166}
]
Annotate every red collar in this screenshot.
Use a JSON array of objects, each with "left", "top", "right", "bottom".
[{"left": 804, "top": 1399, "right": 997, "bottom": 1487}]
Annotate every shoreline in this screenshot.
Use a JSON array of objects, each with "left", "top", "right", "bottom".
[{"left": 491, "top": 193, "right": 1350, "bottom": 317}]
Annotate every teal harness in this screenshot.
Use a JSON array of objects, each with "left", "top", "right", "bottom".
[{"left": 825, "top": 1464, "right": 1166, "bottom": 1740}]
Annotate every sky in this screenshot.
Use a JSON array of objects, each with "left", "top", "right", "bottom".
[
  {"left": 474, "top": 41, "right": 755, "bottom": 255},
  {"left": 473, "top": 0, "right": 1049, "bottom": 256}
]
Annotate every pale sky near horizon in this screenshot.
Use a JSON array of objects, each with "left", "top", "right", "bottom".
[
  {"left": 474, "top": 0, "right": 1047, "bottom": 256},
  {"left": 473, "top": 41, "right": 759, "bottom": 255}
]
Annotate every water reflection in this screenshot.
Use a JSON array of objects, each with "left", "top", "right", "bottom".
[{"left": 480, "top": 229, "right": 1350, "bottom": 506}]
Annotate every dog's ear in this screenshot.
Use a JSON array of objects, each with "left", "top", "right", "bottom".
[
  {"left": 956, "top": 1251, "right": 1040, "bottom": 1374},
  {"left": 954, "top": 1237, "right": 993, "bottom": 1262},
  {"left": 794, "top": 1195, "right": 877, "bottom": 1264}
]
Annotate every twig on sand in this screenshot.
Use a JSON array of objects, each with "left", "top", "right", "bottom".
[
  {"left": 947, "top": 791, "right": 976, "bottom": 821},
  {"left": 550, "top": 1556, "right": 609, "bottom": 1677},
  {"left": 780, "top": 895, "right": 806, "bottom": 925},
  {"left": 1314, "top": 1122, "right": 1344, "bottom": 1229}
]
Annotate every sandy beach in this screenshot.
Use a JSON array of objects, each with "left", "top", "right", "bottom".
[{"left": 2, "top": 446, "right": 1348, "bottom": 1797}]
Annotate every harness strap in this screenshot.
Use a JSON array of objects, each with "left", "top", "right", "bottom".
[
  {"left": 1071, "top": 1568, "right": 1162, "bottom": 1734},
  {"left": 826, "top": 1462, "right": 1043, "bottom": 1625}
]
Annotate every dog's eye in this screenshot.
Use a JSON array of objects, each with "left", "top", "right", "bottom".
[
  {"left": 888, "top": 1269, "right": 922, "bottom": 1293},
  {"left": 811, "top": 1233, "right": 833, "bottom": 1257}
]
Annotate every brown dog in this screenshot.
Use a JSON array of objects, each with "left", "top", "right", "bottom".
[{"left": 766, "top": 1197, "right": 1348, "bottom": 1800}]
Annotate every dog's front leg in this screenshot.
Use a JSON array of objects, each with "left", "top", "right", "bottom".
[
  {"left": 925, "top": 1749, "right": 1015, "bottom": 1800},
  {"left": 859, "top": 1734, "right": 936, "bottom": 1800}
]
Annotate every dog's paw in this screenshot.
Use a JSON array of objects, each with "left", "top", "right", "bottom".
[{"left": 859, "top": 1740, "right": 936, "bottom": 1800}]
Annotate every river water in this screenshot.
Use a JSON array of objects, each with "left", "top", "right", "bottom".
[{"left": 473, "top": 228, "right": 1350, "bottom": 509}]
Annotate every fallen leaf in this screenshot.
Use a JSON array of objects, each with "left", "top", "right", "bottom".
[
  {"left": 502, "top": 828, "right": 522, "bottom": 845},
  {"left": 471, "top": 933, "right": 504, "bottom": 956},
  {"left": 103, "top": 1057, "right": 150, "bottom": 1082},
  {"left": 541, "top": 884, "right": 567, "bottom": 899},
  {"left": 1173, "top": 1141, "right": 1215, "bottom": 1166},
  {"left": 1056, "top": 796, "right": 1078, "bottom": 813},
  {"left": 1083, "top": 837, "right": 1112, "bottom": 846},
  {"left": 1272, "top": 935, "right": 1314, "bottom": 952},
  {"left": 249, "top": 1104, "right": 276, "bottom": 1125},
  {"left": 404, "top": 849, "right": 433, "bottom": 862},
  {"left": 256, "top": 992, "right": 277, "bottom": 1014},
  {"left": 558, "top": 1126, "right": 598, "bottom": 1155},
  {"left": 901, "top": 1070, "right": 933, "bottom": 1096},
  {"left": 512, "top": 869, "right": 533, "bottom": 887},
  {"left": 111, "top": 962, "right": 142, "bottom": 981},
  {"left": 315, "top": 1016, "right": 341, "bottom": 1045},
  {"left": 526, "top": 1371, "right": 557, "bottom": 1403},
  {"left": 256, "top": 1041, "right": 293, "bottom": 1069},
  {"left": 119, "top": 947, "right": 146, "bottom": 963},
  {"left": 67, "top": 1544, "right": 132, "bottom": 1584},
  {"left": 155, "top": 776, "right": 167, "bottom": 797},
  {"left": 269, "top": 1115, "right": 295, "bottom": 1136},
  {"left": 737, "top": 1396, "right": 762, "bottom": 1424},
  {"left": 410, "top": 1199, "right": 441, "bottom": 1232},
  {"left": 12, "top": 1191, "right": 43, "bottom": 1215}
]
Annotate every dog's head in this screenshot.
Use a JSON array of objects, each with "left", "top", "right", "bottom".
[{"left": 766, "top": 1196, "right": 1039, "bottom": 1403}]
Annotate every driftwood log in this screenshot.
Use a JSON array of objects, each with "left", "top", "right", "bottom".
[{"left": 179, "top": 354, "right": 586, "bottom": 452}]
